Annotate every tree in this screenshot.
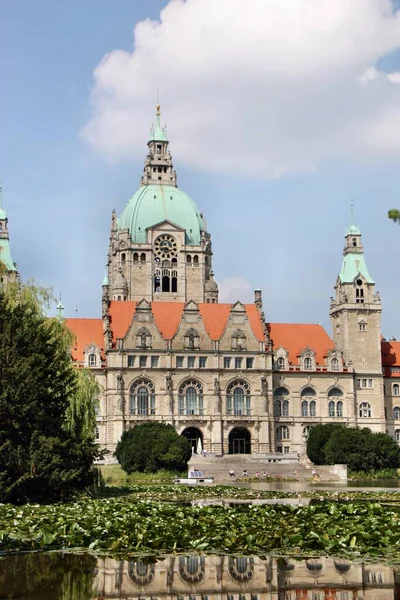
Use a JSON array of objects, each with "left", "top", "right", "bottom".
[
  {"left": 115, "top": 422, "right": 192, "bottom": 473},
  {"left": 306, "top": 423, "right": 344, "bottom": 464},
  {"left": 0, "top": 289, "right": 101, "bottom": 504},
  {"left": 324, "top": 427, "right": 400, "bottom": 471},
  {"left": 388, "top": 209, "right": 400, "bottom": 224}
]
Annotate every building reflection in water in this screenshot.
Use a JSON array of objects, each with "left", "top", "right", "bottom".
[{"left": 95, "top": 555, "right": 400, "bottom": 600}]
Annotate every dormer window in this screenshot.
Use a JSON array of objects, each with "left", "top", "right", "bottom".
[
  {"left": 277, "top": 356, "right": 285, "bottom": 370},
  {"left": 331, "top": 358, "right": 339, "bottom": 371},
  {"left": 84, "top": 343, "right": 101, "bottom": 368},
  {"left": 304, "top": 357, "right": 312, "bottom": 370}
]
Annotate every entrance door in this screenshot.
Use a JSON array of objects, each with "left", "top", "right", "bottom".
[
  {"left": 181, "top": 427, "right": 203, "bottom": 453},
  {"left": 228, "top": 427, "right": 251, "bottom": 454}
]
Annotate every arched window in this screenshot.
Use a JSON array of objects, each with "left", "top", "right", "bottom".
[
  {"left": 88, "top": 353, "right": 97, "bottom": 367},
  {"left": 395, "top": 429, "right": 400, "bottom": 443},
  {"left": 301, "top": 400, "right": 309, "bottom": 417},
  {"left": 276, "top": 425, "right": 290, "bottom": 441},
  {"left": 394, "top": 384, "right": 400, "bottom": 396},
  {"left": 304, "top": 357, "right": 313, "bottom": 370},
  {"left": 130, "top": 379, "right": 155, "bottom": 416},
  {"left": 273, "top": 387, "right": 289, "bottom": 417},
  {"left": 310, "top": 400, "right": 316, "bottom": 416},
  {"left": 179, "top": 380, "right": 203, "bottom": 416},
  {"left": 140, "top": 253, "right": 146, "bottom": 262},
  {"left": 359, "top": 402, "right": 371, "bottom": 418},
  {"left": 393, "top": 406, "right": 400, "bottom": 419},
  {"left": 227, "top": 380, "right": 251, "bottom": 416},
  {"left": 331, "top": 357, "right": 339, "bottom": 370},
  {"left": 171, "top": 269, "right": 178, "bottom": 293},
  {"left": 178, "top": 556, "right": 205, "bottom": 583},
  {"left": 187, "top": 255, "right": 192, "bottom": 264},
  {"left": 277, "top": 356, "right": 285, "bottom": 370},
  {"left": 193, "top": 255, "right": 199, "bottom": 265},
  {"left": 121, "top": 252, "right": 126, "bottom": 265},
  {"left": 133, "top": 252, "right": 139, "bottom": 263},
  {"left": 328, "top": 388, "right": 343, "bottom": 417}
]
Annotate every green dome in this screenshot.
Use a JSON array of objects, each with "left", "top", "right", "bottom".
[{"left": 118, "top": 184, "right": 205, "bottom": 245}]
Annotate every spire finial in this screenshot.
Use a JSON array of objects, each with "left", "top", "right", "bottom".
[
  {"left": 350, "top": 200, "right": 355, "bottom": 225},
  {"left": 56, "top": 294, "right": 64, "bottom": 321},
  {"left": 156, "top": 103, "right": 161, "bottom": 116}
]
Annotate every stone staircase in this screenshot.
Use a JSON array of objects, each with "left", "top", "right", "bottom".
[{"left": 188, "top": 455, "right": 346, "bottom": 483}]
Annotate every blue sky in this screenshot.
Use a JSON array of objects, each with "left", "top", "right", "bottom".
[{"left": 1, "top": 0, "right": 400, "bottom": 338}]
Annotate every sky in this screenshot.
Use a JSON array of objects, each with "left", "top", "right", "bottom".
[{"left": 1, "top": 0, "right": 400, "bottom": 338}]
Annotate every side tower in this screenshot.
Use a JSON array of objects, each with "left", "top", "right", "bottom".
[
  {"left": 0, "top": 185, "right": 18, "bottom": 286},
  {"left": 330, "top": 210, "right": 384, "bottom": 430},
  {"left": 107, "top": 106, "right": 218, "bottom": 304}
]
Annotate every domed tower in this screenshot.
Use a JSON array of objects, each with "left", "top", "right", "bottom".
[
  {"left": 107, "top": 105, "right": 217, "bottom": 303},
  {"left": 330, "top": 207, "right": 384, "bottom": 431}
]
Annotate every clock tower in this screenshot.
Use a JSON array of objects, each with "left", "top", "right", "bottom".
[{"left": 106, "top": 106, "right": 218, "bottom": 304}]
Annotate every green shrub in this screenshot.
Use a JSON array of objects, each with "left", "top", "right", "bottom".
[
  {"left": 115, "top": 422, "right": 192, "bottom": 474},
  {"left": 306, "top": 424, "right": 344, "bottom": 464},
  {"left": 324, "top": 427, "right": 400, "bottom": 471}
]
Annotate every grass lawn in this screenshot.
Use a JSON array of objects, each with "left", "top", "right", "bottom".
[{"left": 99, "top": 464, "right": 179, "bottom": 486}]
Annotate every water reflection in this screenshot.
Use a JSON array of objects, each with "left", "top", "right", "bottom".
[{"left": 1, "top": 553, "right": 400, "bottom": 599}]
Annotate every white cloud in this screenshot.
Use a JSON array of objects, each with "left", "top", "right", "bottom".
[
  {"left": 219, "top": 277, "right": 253, "bottom": 304},
  {"left": 388, "top": 71, "right": 400, "bottom": 83},
  {"left": 81, "top": 0, "right": 400, "bottom": 177}
]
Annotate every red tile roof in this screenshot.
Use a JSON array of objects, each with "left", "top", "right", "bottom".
[
  {"left": 152, "top": 302, "right": 185, "bottom": 339},
  {"left": 269, "top": 323, "right": 334, "bottom": 365},
  {"left": 65, "top": 318, "right": 103, "bottom": 362},
  {"left": 109, "top": 301, "right": 136, "bottom": 340},
  {"left": 381, "top": 340, "right": 400, "bottom": 376}
]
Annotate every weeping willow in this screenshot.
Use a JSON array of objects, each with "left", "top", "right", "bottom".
[{"left": 65, "top": 368, "right": 100, "bottom": 442}]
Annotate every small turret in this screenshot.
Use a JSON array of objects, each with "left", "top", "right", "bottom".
[
  {"left": 204, "top": 271, "right": 219, "bottom": 303},
  {"left": 140, "top": 105, "right": 177, "bottom": 187},
  {"left": 56, "top": 297, "right": 64, "bottom": 321},
  {"left": 0, "top": 184, "right": 18, "bottom": 286}
]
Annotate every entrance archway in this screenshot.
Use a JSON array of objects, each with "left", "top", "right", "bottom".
[
  {"left": 228, "top": 427, "right": 251, "bottom": 454},
  {"left": 181, "top": 427, "right": 203, "bottom": 453}
]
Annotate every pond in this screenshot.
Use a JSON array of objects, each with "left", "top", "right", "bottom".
[
  {"left": 237, "top": 479, "right": 400, "bottom": 492},
  {"left": 0, "top": 552, "right": 399, "bottom": 599}
]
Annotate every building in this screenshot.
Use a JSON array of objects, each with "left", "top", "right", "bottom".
[
  {"left": 3, "top": 107, "right": 400, "bottom": 457},
  {"left": 95, "top": 554, "right": 399, "bottom": 600}
]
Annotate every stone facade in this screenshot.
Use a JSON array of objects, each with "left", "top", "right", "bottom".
[
  {"left": 95, "top": 554, "right": 398, "bottom": 599},
  {"left": 59, "top": 108, "right": 400, "bottom": 457}
]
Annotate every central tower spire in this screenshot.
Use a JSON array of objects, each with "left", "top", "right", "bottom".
[{"left": 140, "top": 105, "right": 177, "bottom": 187}]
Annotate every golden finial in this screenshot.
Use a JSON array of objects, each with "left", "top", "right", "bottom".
[{"left": 156, "top": 104, "right": 161, "bottom": 116}]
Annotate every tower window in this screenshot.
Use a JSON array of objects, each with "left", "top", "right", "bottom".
[
  {"left": 356, "top": 287, "right": 364, "bottom": 304},
  {"left": 158, "top": 167, "right": 162, "bottom": 173},
  {"left": 156, "top": 144, "right": 162, "bottom": 154},
  {"left": 352, "top": 238, "right": 357, "bottom": 247},
  {"left": 359, "top": 321, "right": 367, "bottom": 331},
  {"left": 187, "top": 255, "right": 192, "bottom": 264},
  {"left": 121, "top": 253, "right": 126, "bottom": 264},
  {"left": 133, "top": 252, "right": 139, "bottom": 262},
  {"left": 193, "top": 255, "right": 199, "bottom": 265},
  {"left": 140, "top": 253, "right": 146, "bottom": 262}
]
